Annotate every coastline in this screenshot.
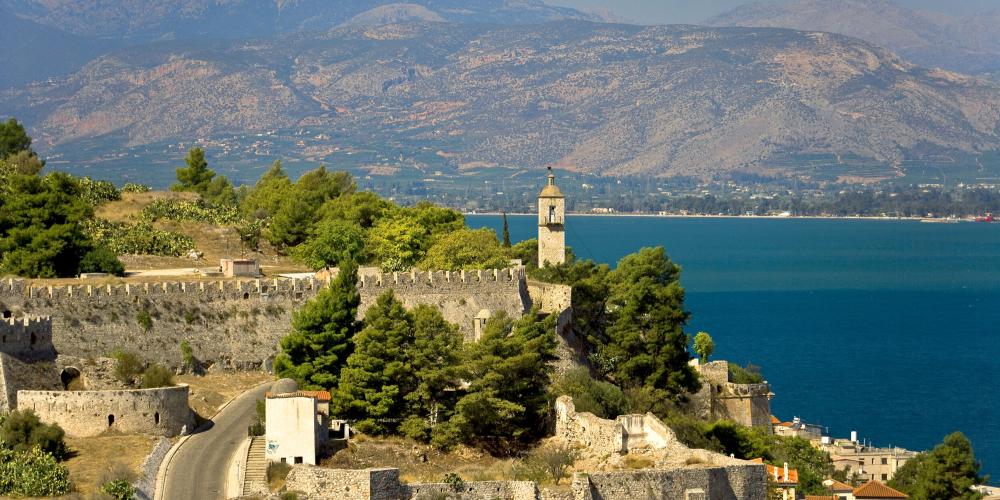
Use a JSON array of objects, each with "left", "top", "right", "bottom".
[{"left": 465, "top": 212, "right": 973, "bottom": 222}]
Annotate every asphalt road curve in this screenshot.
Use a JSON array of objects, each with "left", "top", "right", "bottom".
[{"left": 160, "top": 382, "right": 271, "bottom": 500}]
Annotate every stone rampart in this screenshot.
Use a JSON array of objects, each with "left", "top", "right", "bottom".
[
  {"left": 555, "top": 396, "right": 678, "bottom": 455},
  {"left": 526, "top": 280, "right": 572, "bottom": 315},
  {"left": 570, "top": 464, "right": 768, "bottom": 500},
  {"left": 0, "top": 269, "right": 529, "bottom": 367},
  {"left": 691, "top": 361, "right": 774, "bottom": 431},
  {"left": 16, "top": 384, "right": 193, "bottom": 437},
  {"left": 407, "top": 480, "right": 538, "bottom": 500},
  {"left": 0, "top": 316, "right": 55, "bottom": 360}
]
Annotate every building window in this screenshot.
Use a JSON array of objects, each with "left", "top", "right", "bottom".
[
  {"left": 155, "top": 412, "right": 160, "bottom": 425},
  {"left": 108, "top": 415, "right": 115, "bottom": 427},
  {"left": 548, "top": 205, "right": 556, "bottom": 223},
  {"left": 881, "top": 458, "right": 888, "bottom": 465},
  {"left": 294, "top": 457, "right": 303, "bottom": 464},
  {"left": 881, "top": 474, "right": 888, "bottom": 481}
]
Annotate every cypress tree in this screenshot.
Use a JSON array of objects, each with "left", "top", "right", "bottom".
[
  {"left": 502, "top": 211, "right": 511, "bottom": 248},
  {"left": 274, "top": 261, "right": 361, "bottom": 390}
]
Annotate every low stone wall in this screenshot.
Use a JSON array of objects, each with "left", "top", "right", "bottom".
[
  {"left": 16, "top": 384, "right": 193, "bottom": 437},
  {"left": 571, "top": 465, "right": 768, "bottom": 500},
  {"left": 284, "top": 466, "right": 538, "bottom": 500},
  {"left": 134, "top": 437, "right": 172, "bottom": 500},
  {"left": 408, "top": 480, "right": 537, "bottom": 500}
]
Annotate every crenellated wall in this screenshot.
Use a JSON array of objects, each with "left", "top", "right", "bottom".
[
  {"left": 0, "top": 316, "right": 55, "bottom": 360},
  {"left": 0, "top": 269, "right": 529, "bottom": 368},
  {"left": 690, "top": 361, "right": 774, "bottom": 431},
  {"left": 16, "top": 384, "right": 194, "bottom": 437}
]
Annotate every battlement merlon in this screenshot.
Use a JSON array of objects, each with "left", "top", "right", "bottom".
[
  {"left": 0, "top": 316, "right": 54, "bottom": 359},
  {"left": 1, "top": 268, "right": 526, "bottom": 302}
]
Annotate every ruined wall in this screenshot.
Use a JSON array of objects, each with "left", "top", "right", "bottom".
[
  {"left": 555, "top": 396, "right": 680, "bottom": 456},
  {"left": 526, "top": 281, "right": 571, "bottom": 315},
  {"left": 0, "top": 270, "right": 528, "bottom": 368},
  {"left": 283, "top": 466, "right": 538, "bottom": 500},
  {"left": 571, "top": 465, "right": 768, "bottom": 500},
  {"left": 17, "top": 384, "right": 193, "bottom": 437}
]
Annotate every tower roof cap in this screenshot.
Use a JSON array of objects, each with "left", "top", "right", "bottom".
[{"left": 539, "top": 167, "right": 564, "bottom": 198}]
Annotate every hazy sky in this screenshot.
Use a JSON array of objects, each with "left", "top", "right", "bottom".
[{"left": 550, "top": 0, "right": 1000, "bottom": 24}]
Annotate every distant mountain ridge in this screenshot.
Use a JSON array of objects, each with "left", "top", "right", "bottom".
[
  {"left": 705, "top": 0, "right": 1000, "bottom": 77},
  {"left": 0, "top": 0, "right": 600, "bottom": 40},
  {"left": 4, "top": 21, "right": 998, "bottom": 179}
]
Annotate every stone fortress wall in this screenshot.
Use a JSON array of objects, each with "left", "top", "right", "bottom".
[
  {"left": 0, "top": 315, "right": 55, "bottom": 360},
  {"left": 0, "top": 268, "right": 530, "bottom": 369},
  {"left": 570, "top": 466, "right": 768, "bottom": 500},
  {"left": 16, "top": 384, "right": 194, "bottom": 437},
  {"left": 690, "top": 361, "right": 774, "bottom": 430},
  {"left": 285, "top": 466, "right": 540, "bottom": 500}
]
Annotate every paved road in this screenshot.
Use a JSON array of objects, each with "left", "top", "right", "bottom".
[{"left": 160, "top": 382, "right": 271, "bottom": 500}]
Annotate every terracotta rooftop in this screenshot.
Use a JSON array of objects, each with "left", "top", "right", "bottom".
[
  {"left": 853, "top": 480, "right": 908, "bottom": 499},
  {"left": 771, "top": 415, "right": 781, "bottom": 424},
  {"left": 805, "top": 496, "right": 836, "bottom": 500},
  {"left": 826, "top": 479, "right": 854, "bottom": 492},
  {"left": 265, "top": 390, "right": 331, "bottom": 402},
  {"left": 749, "top": 458, "right": 798, "bottom": 484}
]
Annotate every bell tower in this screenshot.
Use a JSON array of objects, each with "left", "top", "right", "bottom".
[{"left": 538, "top": 167, "right": 566, "bottom": 267}]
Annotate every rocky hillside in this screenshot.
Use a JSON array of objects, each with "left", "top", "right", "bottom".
[
  {"left": 4, "top": 21, "right": 999, "bottom": 178},
  {"left": 706, "top": 0, "right": 1000, "bottom": 77}
]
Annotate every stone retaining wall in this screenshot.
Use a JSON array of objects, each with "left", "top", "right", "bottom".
[
  {"left": 16, "top": 384, "right": 193, "bottom": 437},
  {"left": 570, "top": 465, "right": 768, "bottom": 500}
]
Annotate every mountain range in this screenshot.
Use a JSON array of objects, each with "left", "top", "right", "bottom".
[
  {"left": 1, "top": 0, "right": 999, "bottom": 181},
  {"left": 706, "top": 0, "right": 1000, "bottom": 78}
]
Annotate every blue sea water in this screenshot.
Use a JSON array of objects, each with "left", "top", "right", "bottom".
[{"left": 467, "top": 215, "right": 1000, "bottom": 481}]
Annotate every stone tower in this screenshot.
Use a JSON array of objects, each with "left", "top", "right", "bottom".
[{"left": 538, "top": 167, "right": 566, "bottom": 267}]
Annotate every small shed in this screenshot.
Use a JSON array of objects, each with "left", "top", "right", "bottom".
[{"left": 221, "top": 258, "right": 260, "bottom": 278}]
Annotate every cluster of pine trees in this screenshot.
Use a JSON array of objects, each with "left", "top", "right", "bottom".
[{"left": 275, "top": 262, "right": 556, "bottom": 453}]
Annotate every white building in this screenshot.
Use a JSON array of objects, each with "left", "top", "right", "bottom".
[{"left": 265, "top": 389, "right": 330, "bottom": 465}]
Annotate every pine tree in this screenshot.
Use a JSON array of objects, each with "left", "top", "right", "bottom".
[
  {"left": 890, "top": 432, "right": 985, "bottom": 500},
  {"left": 404, "top": 305, "right": 463, "bottom": 428},
  {"left": 274, "top": 261, "right": 360, "bottom": 390},
  {"left": 602, "top": 247, "right": 699, "bottom": 398},
  {"left": 449, "top": 310, "right": 556, "bottom": 453},
  {"left": 172, "top": 147, "right": 216, "bottom": 193},
  {"left": 241, "top": 160, "right": 292, "bottom": 218},
  {"left": 334, "top": 291, "right": 415, "bottom": 434},
  {"left": 502, "top": 211, "right": 511, "bottom": 248}
]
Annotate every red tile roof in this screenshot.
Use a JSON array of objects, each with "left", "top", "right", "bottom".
[
  {"left": 826, "top": 479, "right": 854, "bottom": 492},
  {"left": 854, "top": 480, "right": 908, "bottom": 499},
  {"left": 771, "top": 415, "right": 781, "bottom": 424},
  {"left": 749, "top": 458, "right": 799, "bottom": 485},
  {"left": 806, "top": 496, "right": 836, "bottom": 500},
  {"left": 265, "top": 390, "right": 331, "bottom": 402}
]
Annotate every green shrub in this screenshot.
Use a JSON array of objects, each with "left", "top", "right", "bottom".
[
  {"left": 100, "top": 478, "right": 134, "bottom": 500},
  {"left": 529, "top": 442, "right": 579, "bottom": 484},
  {"left": 729, "top": 363, "right": 764, "bottom": 384},
  {"left": 79, "top": 245, "right": 125, "bottom": 276},
  {"left": 400, "top": 416, "right": 432, "bottom": 442},
  {"left": 83, "top": 219, "right": 194, "bottom": 257},
  {"left": 111, "top": 349, "right": 144, "bottom": 386},
  {"left": 121, "top": 182, "right": 151, "bottom": 193},
  {"left": 136, "top": 310, "right": 153, "bottom": 332},
  {"left": 141, "top": 364, "right": 175, "bottom": 389},
  {"left": 551, "top": 367, "right": 627, "bottom": 418},
  {"left": 443, "top": 472, "right": 464, "bottom": 492},
  {"left": 79, "top": 177, "right": 121, "bottom": 206},
  {"left": 0, "top": 410, "right": 67, "bottom": 460},
  {"left": 0, "top": 445, "right": 72, "bottom": 496},
  {"left": 140, "top": 199, "right": 243, "bottom": 225},
  {"left": 268, "top": 461, "right": 292, "bottom": 483}
]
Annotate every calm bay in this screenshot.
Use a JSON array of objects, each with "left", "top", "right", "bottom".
[{"left": 467, "top": 214, "right": 1000, "bottom": 481}]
